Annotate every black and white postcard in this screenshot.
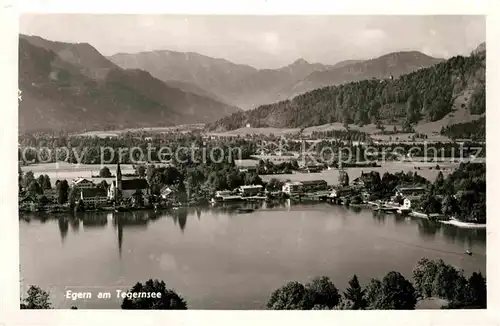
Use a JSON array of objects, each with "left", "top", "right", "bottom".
[{"left": 1, "top": 1, "right": 498, "bottom": 326}]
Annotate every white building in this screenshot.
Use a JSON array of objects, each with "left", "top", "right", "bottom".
[
  {"left": 250, "top": 154, "right": 299, "bottom": 164},
  {"left": 160, "top": 186, "right": 173, "bottom": 200},
  {"left": 330, "top": 186, "right": 353, "bottom": 198},
  {"left": 72, "top": 178, "right": 95, "bottom": 189},
  {"left": 234, "top": 159, "right": 259, "bottom": 172},
  {"left": 215, "top": 190, "right": 233, "bottom": 197},
  {"left": 282, "top": 182, "right": 303, "bottom": 196},
  {"left": 238, "top": 185, "right": 263, "bottom": 196},
  {"left": 80, "top": 188, "right": 107, "bottom": 206},
  {"left": 394, "top": 186, "right": 427, "bottom": 199},
  {"left": 402, "top": 195, "right": 424, "bottom": 209}
]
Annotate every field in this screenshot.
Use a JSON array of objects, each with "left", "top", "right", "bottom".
[
  {"left": 209, "top": 127, "right": 300, "bottom": 137},
  {"left": 74, "top": 124, "right": 205, "bottom": 138},
  {"left": 414, "top": 89, "right": 484, "bottom": 135},
  {"left": 260, "top": 160, "right": 467, "bottom": 185},
  {"left": 20, "top": 162, "right": 136, "bottom": 183},
  {"left": 21, "top": 157, "right": 484, "bottom": 186}
]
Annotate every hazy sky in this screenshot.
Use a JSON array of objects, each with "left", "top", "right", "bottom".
[{"left": 19, "top": 15, "right": 485, "bottom": 69}]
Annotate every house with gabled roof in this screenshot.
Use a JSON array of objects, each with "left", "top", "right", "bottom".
[
  {"left": 394, "top": 186, "right": 427, "bottom": 199},
  {"left": 72, "top": 177, "right": 95, "bottom": 189}
]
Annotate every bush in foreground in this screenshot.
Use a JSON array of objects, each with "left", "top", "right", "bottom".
[{"left": 121, "top": 279, "right": 187, "bottom": 310}]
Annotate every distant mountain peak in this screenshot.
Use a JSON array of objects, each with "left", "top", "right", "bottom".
[
  {"left": 378, "top": 50, "right": 436, "bottom": 60},
  {"left": 472, "top": 42, "right": 486, "bottom": 55},
  {"left": 291, "top": 58, "right": 310, "bottom": 66}
]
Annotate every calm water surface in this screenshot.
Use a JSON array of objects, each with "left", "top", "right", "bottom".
[{"left": 19, "top": 202, "right": 486, "bottom": 309}]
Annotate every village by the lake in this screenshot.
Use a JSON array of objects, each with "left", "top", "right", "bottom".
[
  {"left": 19, "top": 133, "right": 486, "bottom": 228},
  {"left": 17, "top": 15, "right": 487, "bottom": 311},
  {"left": 18, "top": 128, "right": 487, "bottom": 310}
]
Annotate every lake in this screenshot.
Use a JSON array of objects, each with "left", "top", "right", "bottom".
[{"left": 19, "top": 203, "right": 486, "bottom": 309}]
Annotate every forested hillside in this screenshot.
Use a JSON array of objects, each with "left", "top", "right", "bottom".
[
  {"left": 440, "top": 117, "right": 485, "bottom": 141},
  {"left": 208, "top": 49, "right": 485, "bottom": 132},
  {"left": 18, "top": 35, "right": 241, "bottom": 132}
]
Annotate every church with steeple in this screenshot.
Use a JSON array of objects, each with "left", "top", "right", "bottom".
[
  {"left": 115, "top": 162, "right": 122, "bottom": 201},
  {"left": 107, "top": 162, "right": 150, "bottom": 204}
]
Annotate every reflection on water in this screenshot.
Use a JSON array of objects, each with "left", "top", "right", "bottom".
[
  {"left": 22, "top": 203, "right": 486, "bottom": 255},
  {"left": 393, "top": 214, "right": 406, "bottom": 224},
  {"left": 349, "top": 206, "right": 362, "bottom": 214},
  {"left": 372, "top": 210, "right": 387, "bottom": 223},
  {"left": 417, "top": 218, "right": 441, "bottom": 240},
  {"left": 57, "top": 217, "right": 69, "bottom": 243},
  {"left": 70, "top": 217, "right": 80, "bottom": 234},
  {"left": 19, "top": 202, "right": 487, "bottom": 309}
]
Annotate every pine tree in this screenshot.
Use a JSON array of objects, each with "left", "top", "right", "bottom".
[{"left": 343, "top": 274, "right": 367, "bottom": 310}]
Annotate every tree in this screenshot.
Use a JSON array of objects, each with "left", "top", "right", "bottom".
[
  {"left": 56, "top": 179, "right": 69, "bottom": 204},
  {"left": 368, "top": 272, "right": 416, "bottom": 310},
  {"left": 412, "top": 257, "right": 486, "bottom": 308},
  {"left": 412, "top": 258, "right": 438, "bottom": 298},
  {"left": 420, "top": 194, "right": 442, "bottom": 215},
  {"left": 365, "top": 278, "right": 382, "bottom": 309},
  {"left": 367, "top": 171, "right": 382, "bottom": 193},
  {"left": 164, "top": 166, "right": 184, "bottom": 186},
  {"left": 121, "top": 279, "right": 187, "bottom": 309},
  {"left": 466, "top": 272, "right": 487, "bottom": 308},
  {"left": 38, "top": 175, "right": 51, "bottom": 190},
  {"left": 434, "top": 171, "right": 445, "bottom": 191},
  {"left": 136, "top": 165, "right": 146, "bottom": 178},
  {"left": 99, "top": 166, "right": 112, "bottom": 178},
  {"left": 23, "top": 170, "right": 36, "bottom": 189},
  {"left": 225, "top": 169, "right": 244, "bottom": 190},
  {"left": 244, "top": 172, "right": 263, "bottom": 186},
  {"left": 338, "top": 170, "right": 349, "bottom": 187},
  {"left": 441, "top": 195, "right": 459, "bottom": 217},
  {"left": 27, "top": 180, "right": 43, "bottom": 197},
  {"left": 267, "top": 281, "right": 311, "bottom": 310},
  {"left": 186, "top": 167, "right": 205, "bottom": 191},
  {"left": 38, "top": 195, "right": 50, "bottom": 206},
  {"left": 343, "top": 274, "right": 367, "bottom": 309},
  {"left": 98, "top": 180, "right": 109, "bottom": 191},
  {"left": 68, "top": 187, "right": 77, "bottom": 209},
  {"left": 266, "top": 178, "right": 285, "bottom": 192},
  {"left": 75, "top": 198, "right": 85, "bottom": 212},
  {"left": 20, "top": 285, "right": 52, "bottom": 309},
  {"left": 19, "top": 165, "right": 24, "bottom": 192},
  {"left": 432, "top": 261, "right": 465, "bottom": 301},
  {"left": 148, "top": 168, "right": 166, "bottom": 194},
  {"left": 312, "top": 304, "right": 331, "bottom": 310},
  {"left": 132, "top": 189, "right": 145, "bottom": 206},
  {"left": 468, "top": 86, "right": 485, "bottom": 114},
  {"left": 305, "top": 276, "right": 341, "bottom": 309},
  {"left": 405, "top": 94, "right": 420, "bottom": 124}
]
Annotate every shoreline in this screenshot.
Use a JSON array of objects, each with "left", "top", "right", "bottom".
[
  {"left": 439, "top": 219, "right": 486, "bottom": 229},
  {"left": 408, "top": 211, "right": 486, "bottom": 229},
  {"left": 20, "top": 201, "right": 487, "bottom": 229}
]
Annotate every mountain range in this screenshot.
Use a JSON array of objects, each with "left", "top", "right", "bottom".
[
  {"left": 207, "top": 43, "right": 486, "bottom": 132},
  {"left": 19, "top": 34, "right": 484, "bottom": 133},
  {"left": 18, "top": 35, "right": 241, "bottom": 132},
  {"left": 108, "top": 50, "right": 444, "bottom": 110}
]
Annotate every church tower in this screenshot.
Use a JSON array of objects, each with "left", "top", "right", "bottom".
[{"left": 115, "top": 162, "right": 122, "bottom": 201}]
